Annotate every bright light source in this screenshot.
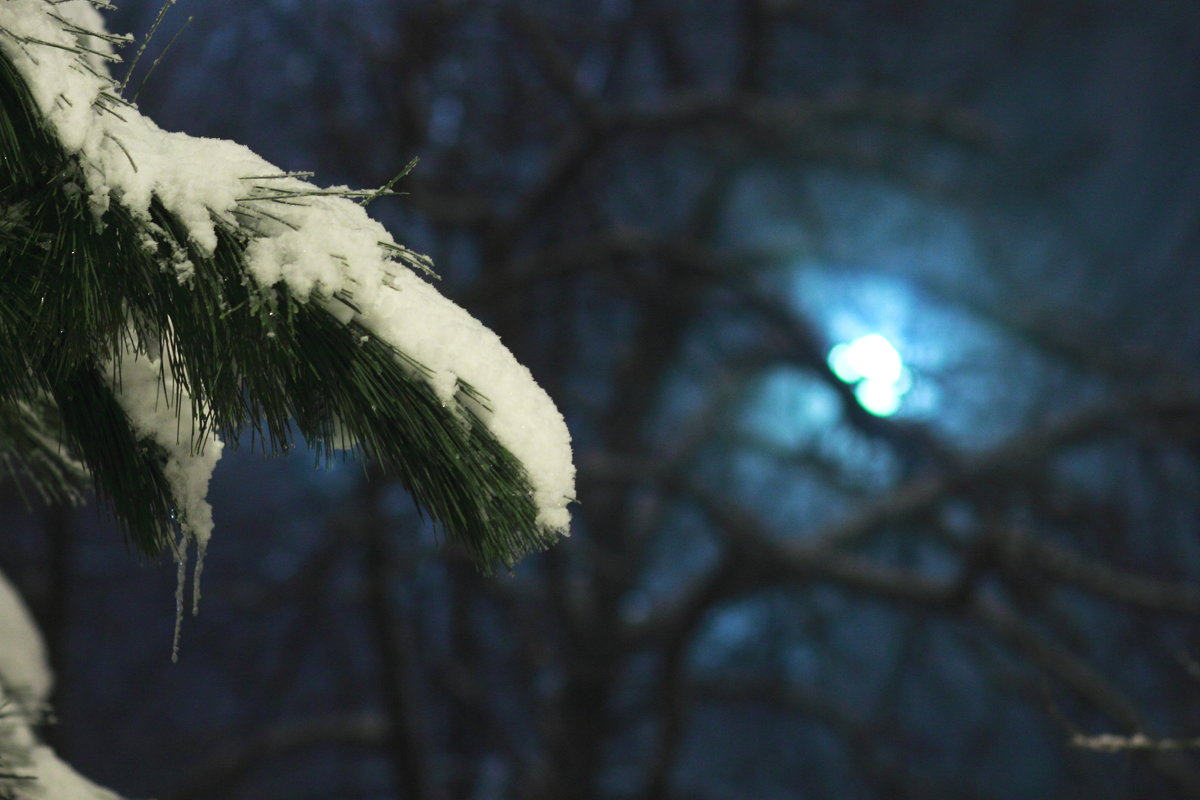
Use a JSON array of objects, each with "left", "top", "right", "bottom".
[
  {"left": 855, "top": 380, "right": 902, "bottom": 417},
  {"left": 828, "top": 333, "right": 911, "bottom": 417},
  {"left": 829, "top": 334, "right": 903, "bottom": 384}
]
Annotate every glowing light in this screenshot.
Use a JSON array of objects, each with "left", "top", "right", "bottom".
[
  {"left": 855, "top": 380, "right": 902, "bottom": 417},
  {"left": 829, "top": 334, "right": 902, "bottom": 383},
  {"left": 828, "top": 334, "right": 911, "bottom": 417}
]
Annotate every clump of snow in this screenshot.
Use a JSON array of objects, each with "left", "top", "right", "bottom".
[
  {"left": 0, "top": 0, "right": 575, "bottom": 533},
  {"left": 107, "top": 345, "right": 222, "bottom": 556},
  {"left": 20, "top": 744, "right": 124, "bottom": 800},
  {"left": 0, "top": 570, "right": 126, "bottom": 799},
  {"left": 106, "top": 340, "right": 223, "bottom": 660},
  {"left": 358, "top": 276, "right": 575, "bottom": 529},
  {"left": 0, "top": 570, "right": 52, "bottom": 709}
]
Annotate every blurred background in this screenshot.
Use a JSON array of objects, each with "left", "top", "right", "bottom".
[{"left": 4, "top": 0, "right": 1200, "bottom": 797}]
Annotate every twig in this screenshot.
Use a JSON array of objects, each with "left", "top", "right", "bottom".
[{"left": 1071, "top": 733, "right": 1200, "bottom": 752}]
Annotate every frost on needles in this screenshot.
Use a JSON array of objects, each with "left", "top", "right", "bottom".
[{"left": 0, "top": 0, "right": 576, "bottom": 607}]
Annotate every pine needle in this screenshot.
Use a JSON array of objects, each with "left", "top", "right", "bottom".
[
  {"left": 130, "top": 14, "right": 192, "bottom": 104},
  {"left": 119, "top": 0, "right": 178, "bottom": 94}
]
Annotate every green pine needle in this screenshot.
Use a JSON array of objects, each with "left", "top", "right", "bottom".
[{"left": 0, "top": 398, "right": 89, "bottom": 507}]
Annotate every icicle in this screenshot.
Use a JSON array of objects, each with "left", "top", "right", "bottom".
[
  {"left": 171, "top": 526, "right": 208, "bottom": 659},
  {"left": 170, "top": 533, "right": 188, "bottom": 663},
  {"left": 191, "top": 535, "right": 206, "bottom": 616}
]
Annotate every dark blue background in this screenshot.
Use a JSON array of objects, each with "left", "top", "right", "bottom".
[{"left": 4, "top": 1, "right": 1200, "bottom": 798}]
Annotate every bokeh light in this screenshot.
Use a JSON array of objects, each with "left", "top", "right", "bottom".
[{"left": 828, "top": 333, "right": 912, "bottom": 416}]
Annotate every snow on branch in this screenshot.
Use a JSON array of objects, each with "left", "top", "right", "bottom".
[{"left": 0, "top": 0, "right": 575, "bottom": 578}]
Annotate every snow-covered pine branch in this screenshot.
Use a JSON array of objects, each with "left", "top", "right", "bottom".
[
  {"left": 0, "top": 570, "right": 124, "bottom": 800},
  {"left": 0, "top": 0, "right": 575, "bottom": 648}
]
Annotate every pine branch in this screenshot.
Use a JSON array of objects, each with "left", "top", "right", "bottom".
[
  {"left": 0, "top": 8, "right": 571, "bottom": 571},
  {"left": 0, "top": 398, "right": 88, "bottom": 506},
  {"left": 51, "top": 361, "right": 177, "bottom": 554}
]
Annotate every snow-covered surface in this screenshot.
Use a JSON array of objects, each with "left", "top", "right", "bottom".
[
  {"left": 0, "top": 0, "right": 575, "bottom": 529},
  {"left": 20, "top": 745, "right": 124, "bottom": 800},
  {"left": 0, "top": 570, "right": 124, "bottom": 799},
  {"left": 0, "top": 570, "right": 52, "bottom": 706}
]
